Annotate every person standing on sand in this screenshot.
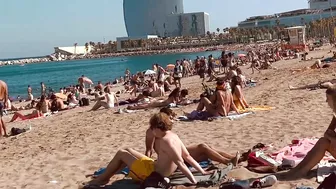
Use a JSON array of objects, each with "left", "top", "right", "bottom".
[
  {"left": 27, "top": 85, "right": 33, "bottom": 101},
  {"left": 84, "top": 113, "right": 211, "bottom": 187},
  {"left": 0, "top": 80, "right": 8, "bottom": 137}
]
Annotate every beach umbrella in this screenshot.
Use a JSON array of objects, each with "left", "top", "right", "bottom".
[
  {"left": 144, "top": 69, "right": 156, "bottom": 75},
  {"left": 166, "top": 64, "right": 175, "bottom": 70}
]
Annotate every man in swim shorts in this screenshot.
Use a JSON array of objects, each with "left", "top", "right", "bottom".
[
  {"left": 0, "top": 80, "right": 8, "bottom": 137},
  {"left": 85, "top": 113, "right": 209, "bottom": 186}
]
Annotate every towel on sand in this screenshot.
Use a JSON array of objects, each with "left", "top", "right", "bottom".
[{"left": 317, "top": 162, "right": 336, "bottom": 183}]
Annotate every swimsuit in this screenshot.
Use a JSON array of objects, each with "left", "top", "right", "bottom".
[{"left": 128, "top": 156, "right": 155, "bottom": 181}]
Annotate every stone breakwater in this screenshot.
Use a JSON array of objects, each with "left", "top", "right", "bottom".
[{"left": 0, "top": 57, "right": 52, "bottom": 66}]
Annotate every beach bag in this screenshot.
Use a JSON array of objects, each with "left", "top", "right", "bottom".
[
  {"left": 80, "top": 98, "right": 90, "bottom": 107},
  {"left": 317, "top": 172, "right": 336, "bottom": 189},
  {"left": 140, "top": 172, "right": 171, "bottom": 189},
  {"left": 247, "top": 152, "right": 270, "bottom": 167}
]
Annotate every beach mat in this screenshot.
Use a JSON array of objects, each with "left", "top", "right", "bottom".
[
  {"left": 84, "top": 165, "right": 231, "bottom": 189},
  {"left": 177, "top": 112, "right": 254, "bottom": 121}
]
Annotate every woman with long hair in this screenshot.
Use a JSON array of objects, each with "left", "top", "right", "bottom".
[{"left": 231, "top": 76, "right": 249, "bottom": 110}]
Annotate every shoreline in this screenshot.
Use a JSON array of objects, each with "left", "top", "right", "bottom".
[{"left": 0, "top": 44, "right": 250, "bottom": 66}]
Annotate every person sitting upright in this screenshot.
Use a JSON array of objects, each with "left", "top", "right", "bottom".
[
  {"left": 145, "top": 108, "right": 241, "bottom": 166},
  {"left": 231, "top": 76, "right": 249, "bottom": 111},
  {"left": 196, "top": 79, "right": 239, "bottom": 117},
  {"left": 84, "top": 113, "right": 210, "bottom": 187},
  {"left": 91, "top": 87, "right": 118, "bottom": 111}
]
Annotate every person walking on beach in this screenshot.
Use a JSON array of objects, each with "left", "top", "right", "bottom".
[
  {"left": 173, "top": 60, "right": 183, "bottom": 88},
  {"left": 0, "top": 80, "right": 8, "bottom": 137}
]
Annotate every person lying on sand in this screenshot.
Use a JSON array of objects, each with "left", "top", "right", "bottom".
[
  {"left": 289, "top": 79, "right": 336, "bottom": 91},
  {"left": 275, "top": 85, "right": 336, "bottom": 180},
  {"left": 144, "top": 107, "right": 241, "bottom": 166},
  {"left": 127, "top": 87, "right": 181, "bottom": 110},
  {"left": 82, "top": 113, "right": 210, "bottom": 187},
  {"left": 290, "top": 59, "right": 331, "bottom": 73},
  {"left": 91, "top": 87, "right": 119, "bottom": 111},
  {"left": 196, "top": 79, "right": 239, "bottom": 117},
  {"left": 9, "top": 102, "right": 44, "bottom": 122}
]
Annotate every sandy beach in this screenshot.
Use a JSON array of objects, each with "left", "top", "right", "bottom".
[{"left": 1, "top": 47, "right": 336, "bottom": 189}]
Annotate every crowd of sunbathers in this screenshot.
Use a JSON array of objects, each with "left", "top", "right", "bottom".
[{"left": 4, "top": 43, "right": 336, "bottom": 188}]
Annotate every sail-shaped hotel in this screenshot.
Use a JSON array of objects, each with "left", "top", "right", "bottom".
[{"left": 122, "top": 0, "right": 209, "bottom": 37}]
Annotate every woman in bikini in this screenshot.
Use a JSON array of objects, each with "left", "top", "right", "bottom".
[
  {"left": 277, "top": 85, "right": 336, "bottom": 180},
  {"left": 231, "top": 76, "right": 249, "bottom": 111},
  {"left": 127, "top": 87, "right": 181, "bottom": 110}
]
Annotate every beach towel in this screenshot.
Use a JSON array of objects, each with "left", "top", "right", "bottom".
[
  {"left": 170, "top": 164, "right": 233, "bottom": 187},
  {"left": 317, "top": 162, "right": 336, "bottom": 183},
  {"left": 85, "top": 165, "right": 231, "bottom": 189},
  {"left": 177, "top": 112, "right": 253, "bottom": 121},
  {"left": 91, "top": 160, "right": 212, "bottom": 178},
  {"left": 271, "top": 138, "right": 319, "bottom": 168}
]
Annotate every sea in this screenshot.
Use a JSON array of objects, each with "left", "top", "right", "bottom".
[{"left": 0, "top": 50, "right": 241, "bottom": 98}]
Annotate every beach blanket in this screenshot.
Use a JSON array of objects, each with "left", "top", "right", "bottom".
[
  {"left": 85, "top": 164, "right": 231, "bottom": 189},
  {"left": 177, "top": 111, "right": 254, "bottom": 121},
  {"left": 271, "top": 138, "right": 319, "bottom": 167},
  {"left": 91, "top": 160, "right": 212, "bottom": 178},
  {"left": 271, "top": 138, "right": 334, "bottom": 168}
]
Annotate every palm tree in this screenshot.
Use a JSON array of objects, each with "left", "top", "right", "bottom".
[
  {"left": 85, "top": 42, "right": 89, "bottom": 53},
  {"left": 73, "top": 43, "right": 78, "bottom": 55}
]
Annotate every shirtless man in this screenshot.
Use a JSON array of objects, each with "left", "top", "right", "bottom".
[
  {"left": 78, "top": 75, "right": 86, "bottom": 93},
  {"left": 0, "top": 80, "right": 8, "bottom": 136},
  {"left": 85, "top": 113, "right": 209, "bottom": 186},
  {"left": 145, "top": 108, "right": 240, "bottom": 166},
  {"left": 196, "top": 79, "right": 239, "bottom": 117}
]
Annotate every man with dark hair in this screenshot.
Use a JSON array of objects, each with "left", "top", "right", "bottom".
[
  {"left": 0, "top": 80, "right": 8, "bottom": 136},
  {"left": 85, "top": 113, "right": 209, "bottom": 187}
]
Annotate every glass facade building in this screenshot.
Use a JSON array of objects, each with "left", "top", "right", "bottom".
[{"left": 123, "top": 0, "right": 184, "bottom": 37}]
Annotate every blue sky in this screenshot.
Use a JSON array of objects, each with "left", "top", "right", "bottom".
[{"left": 0, "top": 0, "right": 307, "bottom": 59}]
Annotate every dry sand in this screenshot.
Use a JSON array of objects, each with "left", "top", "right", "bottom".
[{"left": 1, "top": 47, "right": 336, "bottom": 189}]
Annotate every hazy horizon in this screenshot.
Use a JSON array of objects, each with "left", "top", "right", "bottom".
[{"left": 0, "top": 0, "right": 307, "bottom": 59}]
